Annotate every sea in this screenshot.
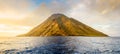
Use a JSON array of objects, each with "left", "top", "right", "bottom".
[{"left": 0, "top": 37, "right": 120, "bottom": 54}]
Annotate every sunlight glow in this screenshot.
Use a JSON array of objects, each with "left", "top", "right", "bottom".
[
  {"left": 0, "top": 13, "right": 28, "bottom": 20},
  {"left": 0, "top": 24, "right": 32, "bottom": 36}
]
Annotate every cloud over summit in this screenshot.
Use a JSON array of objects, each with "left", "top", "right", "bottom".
[{"left": 0, "top": 0, "right": 120, "bottom": 36}]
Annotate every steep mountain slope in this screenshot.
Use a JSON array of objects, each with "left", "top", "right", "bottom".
[{"left": 20, "top": 14, "right": 108, "bottom": 37}]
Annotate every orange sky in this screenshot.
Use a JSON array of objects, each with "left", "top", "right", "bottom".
[{"left": 0, "top": 0, "right": 120, "bottom": 37}]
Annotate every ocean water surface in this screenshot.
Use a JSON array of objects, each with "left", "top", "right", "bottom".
[{"left": 0, "top": 37, "right": 120, "bottom": 54}]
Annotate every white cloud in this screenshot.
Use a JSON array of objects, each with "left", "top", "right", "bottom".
[
  {"left": 65, "top": 0, "right": 120, "bottom": 36},
  {"left": 0, "top": 0, "right": 120, "bottom": 36}
]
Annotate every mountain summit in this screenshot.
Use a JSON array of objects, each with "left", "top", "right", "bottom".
[{"left": 20, "top": 13, "right": 108, "bottom": 37}]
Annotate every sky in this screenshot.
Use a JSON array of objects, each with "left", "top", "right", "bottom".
[{"left": 0, "top": 0, "right": 120, "bottom": 37}]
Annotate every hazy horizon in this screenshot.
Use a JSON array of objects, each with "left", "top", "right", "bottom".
[{"left": 0, "top": 0, "right": 120, "bottom": 37}]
